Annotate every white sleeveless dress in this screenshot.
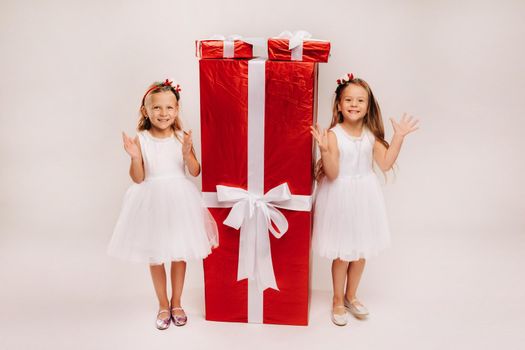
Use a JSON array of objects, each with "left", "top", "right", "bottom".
[
  {"left": 108, "top": 130, "right": 218, "bottom": 264},
  {"left": 312, "top": 124, "right": 390, "bottom": 262}
]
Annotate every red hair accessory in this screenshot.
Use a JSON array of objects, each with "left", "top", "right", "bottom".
[
  {"left": 160, "top": 79, "right": 182, "bottom": 92},
  {"left": 142, "top": 79, "right": 182, "bottom": 103},
  {"left": 336, "top": 73, "right": 354, "bottom": 85}
]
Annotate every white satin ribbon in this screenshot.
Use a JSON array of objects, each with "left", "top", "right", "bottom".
[
  {"left": 205, "top": 34, "right": 266, "bottom": 58},
  {"left": 277, "top": 30, "right": 312, "bottom": 61},
  {"left": 202, "top": 58, "right": 311, "bottom": 322},
  {"left": 216, "top": 183, "right": 311, "bottom": 291},
  {"left": 209, "top": 34, "right": 242, "bottom": 58}
]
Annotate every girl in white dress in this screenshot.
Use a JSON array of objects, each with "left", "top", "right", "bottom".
[
  {"left": 108, "top": 79, "right": 218, "bottom": 329},
  {"left": 311, "top": 74, "right": 418, "bottom": 326}
]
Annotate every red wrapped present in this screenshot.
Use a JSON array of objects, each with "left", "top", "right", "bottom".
[
  {"left": 268, "top": 30, "right": 330, "bottom": 62},
  {"left": 196, "top": 35, "right": 255, "bottom": 59},
  {"left": 200, "top": 57, "right": 318, "bottom": 325}
]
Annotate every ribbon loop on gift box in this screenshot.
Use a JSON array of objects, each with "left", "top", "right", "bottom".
[
  {"left": 219, "top": 183, "right": 292, "bottom": 235},
  {"left": 277, "top": 30, "right": 312, "bottom": 60},
  {"left": 205, "top": 183, "right": 311, "bottom": 293},
  {"left": 215, "top": 182, "right": 297, "bottom": 291}
]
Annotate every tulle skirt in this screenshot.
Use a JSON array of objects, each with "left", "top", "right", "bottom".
[
  {"left": 108, "top": 176, "right": 218, "bottom": 264},
  {"left": 312, "top": 173, "right": 390, "bottom": 262}
]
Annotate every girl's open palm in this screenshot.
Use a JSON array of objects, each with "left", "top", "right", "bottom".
[
  {"left": 390, "top": 113, "right": 419, "bottom": 137},
  {"left": 310, "top": 124, "right": 329, "bottom": 152},
  {"left": 182, "top": 130, "right": 193, "bottom": 158},
  {"left": 122, "top": 132, "right": 141, "bottom": 159}
]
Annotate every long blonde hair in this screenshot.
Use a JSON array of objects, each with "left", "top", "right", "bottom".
[
  {"left": 137, "top": 82, "right": 183, "bottom": 140},
  {"left": 315, "top": 78, "right": 389, "bottom": 180}
]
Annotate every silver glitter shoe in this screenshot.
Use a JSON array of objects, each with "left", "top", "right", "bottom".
[
  {"left": 331, "top": 305, "right": 348, "bottom": 326},
  {"left": 344, "top": 298, "right": 369, "bottom": 319},
  {"left": 155, "top": 309, "right": 171, "bottom": 330},
  {"left": 171, "top": 307, "right": 187, "bottom": 326}
]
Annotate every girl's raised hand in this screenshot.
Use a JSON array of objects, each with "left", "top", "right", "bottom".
[
  {"left": 182, "top": 130, "right": 193, "bottom": 158},
  {"left": 122, "top": 132, "right": 141, "bottom": 159},
  {"left": 310, "top": 124, "right": 329, "bottom": 152},
  {"left": 390, "top": 113, "right": 419, "bottom": 137}
]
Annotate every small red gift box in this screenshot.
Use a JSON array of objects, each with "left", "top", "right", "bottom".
[
  {"left": 196, "top": 37, "right": 254, "bottom": 59},
  {"left": 199, "top": 57, "right": 318, "bottom": 325},
  {"left": 268, "top": 31, "right": 330, "bottom": 62}
]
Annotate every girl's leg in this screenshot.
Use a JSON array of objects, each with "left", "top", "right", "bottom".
[
  {"left": 344, "top": 258, "right": 369, "bottom": 318},
  {"left": 170, "top": 261, "right": 187, "bottom": 316},
  {"left": 345, "top": 258, "right": 366, "bottom": 301},
  {"left": 332, "top": 258, "right": 350, "bottom": 315},
  {"left": 149, "top": 264, "right": 170, "bottom": 309},
  {"left": 150, "top": 264, "right": 172, "bottom": 329}
]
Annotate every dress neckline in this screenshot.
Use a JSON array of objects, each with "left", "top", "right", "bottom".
[
  {"left": 144, "top": 130, "right": 176, "bottom": 142},
  {"left": 336, "top": 124, "right": 365, "bottom": 140}
]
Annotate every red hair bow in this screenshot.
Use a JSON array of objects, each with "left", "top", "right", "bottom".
[{"left": 336, "top": 73, "right": 354, "bottom": 85}]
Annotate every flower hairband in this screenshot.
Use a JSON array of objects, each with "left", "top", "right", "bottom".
[
  {"left": 159, "top": 79, "right": 182, "bottom": 93},
  {"left": 153, "top": 79, "right": 181, "bottom": 93},
  {"left": 142, "top": 79, "right": 182, "bottom": 102},
  {"left": 336, "top": 73, "right": 354, "bottom": 85}
]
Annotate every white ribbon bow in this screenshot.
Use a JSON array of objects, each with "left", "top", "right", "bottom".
[
  {"left": 277, "top": 30, "right": 312, "bottom": 49},
  {"left": 215, "top": 183, "right": 304, "bottom": 291}
]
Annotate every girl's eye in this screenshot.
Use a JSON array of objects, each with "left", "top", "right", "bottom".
[{"left": 153, "top": 106, "right": 160, "bottom": 109}]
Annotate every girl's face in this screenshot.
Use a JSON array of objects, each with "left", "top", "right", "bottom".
[
  {"left": 143, "top": 91, "right": 179, "bottom": 132},
  {"left": 338, "top": 84, "right": 369, "bottom": 123}
]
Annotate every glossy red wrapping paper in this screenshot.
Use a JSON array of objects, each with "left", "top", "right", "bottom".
[
  {"left": 196, "top": 40, "right": 254, "bottom": 59},
  {"left": 199, "top": 58, "right": 318, "bottom": 325},
  {"left": 267, "top": 38, "right": 330, "bottom": 62}
]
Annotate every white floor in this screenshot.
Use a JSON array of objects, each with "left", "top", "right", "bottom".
[
  {"left": 1, "top": 229, "right": 525, "bottom": 350},
  {"left": 1, "top": 288, "right": 524, "bottom": 350}
]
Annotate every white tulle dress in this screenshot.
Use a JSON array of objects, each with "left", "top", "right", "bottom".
[
  {"left": 107, "top": 130, "right": 218, "bottom": 264},
  {"left": 312, "top": 124, "right": 390, "bottom": 262}
]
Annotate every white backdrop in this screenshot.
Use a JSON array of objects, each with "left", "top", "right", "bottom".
[{"left": 1, "top": 0, "right": 525, "bottom": 348}]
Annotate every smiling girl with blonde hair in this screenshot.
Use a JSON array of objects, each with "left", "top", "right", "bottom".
[{"left": 108, "top": 79, "right": 218, "bottom": 330}]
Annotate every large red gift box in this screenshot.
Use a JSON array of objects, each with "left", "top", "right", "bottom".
[{"left": 199, "top": 57, "right": 318, "bottom": 325}]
